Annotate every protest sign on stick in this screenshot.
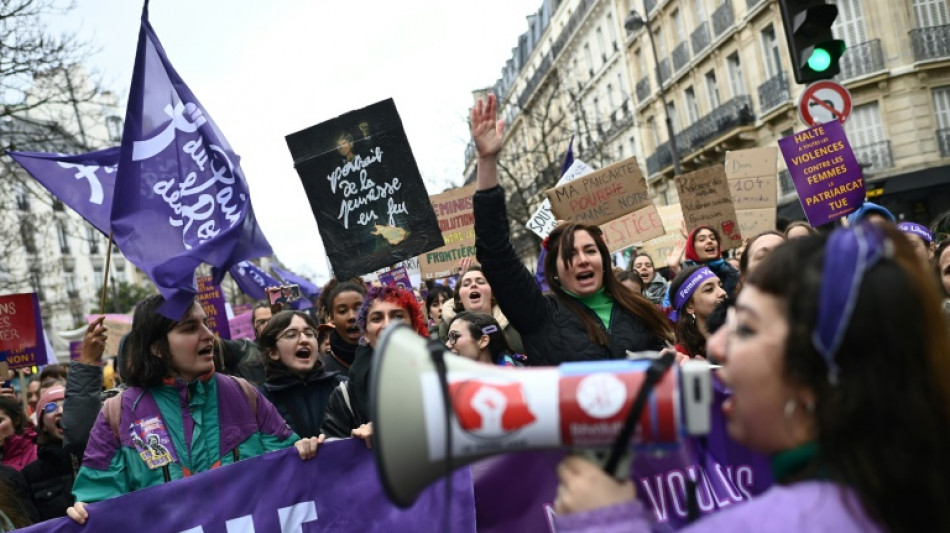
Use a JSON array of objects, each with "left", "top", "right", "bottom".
[
  {"left": 778, "top": 120, "right": 864, "bottom": 227},
  {"left": 419, "top": 184, "right": 476, "bottom": 279},
  {"left": 197, "top": 276, "right": 231, "bottom": 339},
  {"left": 526, "top": 159, "right": 595, "bottom": 238},
  {"left": 546, "top": 157, "right": 652, "bottom": 227},
  {"left": 674, "top": 166, "right": 744, "bottom": 251},
  {"left": 286, "top": 99, "right": 444, "bottom": 281}
]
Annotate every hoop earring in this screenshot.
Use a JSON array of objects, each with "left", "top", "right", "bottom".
[{"left": 784, "top": 398, "right": 815, "bottom": 418}]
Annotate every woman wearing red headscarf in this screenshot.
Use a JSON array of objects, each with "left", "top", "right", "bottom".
[{"left": 667, "top": 226, "right": 741, "bottom": 304}]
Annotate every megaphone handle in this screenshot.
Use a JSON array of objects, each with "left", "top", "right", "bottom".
[
  {"left": 603, "top": 351, "right": 676, "bottom": 477},
  {"left": 577, "top": 448, "right": 633, "bottom": 481}
]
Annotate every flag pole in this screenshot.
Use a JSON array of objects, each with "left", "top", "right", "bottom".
[{"left": 100, "top": 231, "right": 115, "bottom": 315}]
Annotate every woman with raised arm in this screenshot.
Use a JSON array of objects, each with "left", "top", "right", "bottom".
[
  {"left": 554, "top": 223, "right": 950, "bottom": 532},
  {"left": 470, "top": 94, "right": 672, "bottom": 366}
]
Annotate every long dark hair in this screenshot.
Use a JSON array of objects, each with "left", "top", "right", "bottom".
[
  {"left": 451, "top": 265, "right": 496, "bottom": 313},
  {"left": 669, "top": 265, "right": 707, "bottom": 357},
  {"left": 448, "top": 311, "right": 513, "bottom": 362},
  {"left": 124, "top": 294, "right": 197, "bottom": 388},
  {"left": 0, "top": 396, "right": 28, "bottom": 436},
  {"left": 935, "top": 239, "right": 950, "bottom": 299},
  {"left": 0, "top": 479, "right": 31, "bottom": 529},
  {"left": 258, "top": 310, "right": 323, "bottom": 381},
  {"left": 545, "top": 222, "right": 673, "bottom": 346},
  {"left": 747, "top": 227, "right": 950, "bottom": 532}
]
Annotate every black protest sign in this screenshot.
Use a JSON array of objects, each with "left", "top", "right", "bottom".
[{"left": 285, "top": 99, "right": 444, "bottom": 281}]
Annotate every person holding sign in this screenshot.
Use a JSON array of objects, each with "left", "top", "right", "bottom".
[
  {"left": 469, "top": 95, "right": 672, "bottom": 366},
  {"left": 668, "top": 266, "right": 727, "bottom": 359},
  {"left": 553, "top": 224, "right": 950, "bottom": 532},
  {"left": 67, "top": 295, "right": 324, "bottom": 525}
]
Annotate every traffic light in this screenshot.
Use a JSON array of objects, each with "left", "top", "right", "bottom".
[{"left": 778, "top": 0, "right": 847, "bottom": 84}]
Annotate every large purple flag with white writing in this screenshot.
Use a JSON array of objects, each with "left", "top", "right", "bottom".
[
  {"left": 8, "top": 147, "right": 119, "bottom": 235},
  {"left": 18, "top": 440, "right": 476, "bottom": 532},
  {"left": 229, "top": 261, "right": 282, "bottom": 301},
  {"left": 112, "top": 3, "right": 272, "bottom": 318}
]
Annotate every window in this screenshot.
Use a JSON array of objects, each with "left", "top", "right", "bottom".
[
  {"left": 727, "top": 52, "right": 747, "bottom": 96},
  {"left": 58, "top": 222, "right": 71, "bottom": 254},
  {"left": 93, "top": 266, "right": 104, "bottom": 289},
  {"left": 584, "top": 43, "right": 595, "bottom": 75},
  {"left": 596, "top": 27, "right": 607, "bottom": 63},
  {"left": 15, "top": 181, "right": 29, "bottom": 211},
  {"left": 705, "top": 70, "right": 722, "bottom": 108},
  {"left": 66, "top": 273, "right": 78, "bottom": 297},
  {"left": 655, "top": 27, "right": 667, "bottom": 58},
  {"left": 667, "top": 101, "right": 680, "bottom": 133},
  {"left": 87, "top": 226, "right": 100, "bottom": 254},
  {"left": 617, "top": 73, "right": 628, "bottom": 102},
  {"left": 607, "top": 84, "right": 616, "bottom": 110},
  {"left": 606, "top": 13, "right": 619, "bottom": 51},
  {"left": 106, "top": 116, "right": 123, "bottom": 142},
  {"left": 914, "top": 0, "right": 950, "bottom": 27},
  {"left": 21, "top": 221, "right": 37, "bottom": 254},
  {"left": 647, "top": 116, "right": 660, "bottom": 148},
  {"left": 833, "top": 0, "right": 868, "bottom": 45},
  {"left": 761, "top": 25, "right": 782, "bottom": 78},
  {"left": 29, "top": 269, "right": 44, "bottom": 301},
  {"left": 845, "top": 102, "right": 885, "bottom": 148},
  {"left": 672, "top": 10, "right": 684, "bottom": 38},
  {"left": 934, "top": 86, "right": 950, "bottom": 128},
  {"left": 593, "top": 97, "right": 602, "bottom": 125},
  {"left": 685, "top": 87, "right": 700, "bottom": 123},
  {"left": 694, "top": 0, "right": 707, "bottom": 23},
  {"left": 635, "top": 49, "right": 646, "bottom": 78}
]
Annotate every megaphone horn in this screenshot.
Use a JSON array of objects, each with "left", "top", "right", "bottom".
[{"left": 370, "top": 323, "right": 712, "bottom": 508}]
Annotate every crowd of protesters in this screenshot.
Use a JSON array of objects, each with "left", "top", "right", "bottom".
[{"left": 0, "top": 96, "right": 947, "bottom": 531}]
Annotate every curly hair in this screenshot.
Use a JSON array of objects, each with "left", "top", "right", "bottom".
[{"left": 357, "top": 285, "right": 428, "bottom": 338}]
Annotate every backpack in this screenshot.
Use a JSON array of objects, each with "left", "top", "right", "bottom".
[{"left": 102, "top": 375, "right": 259, "bottom": 441}]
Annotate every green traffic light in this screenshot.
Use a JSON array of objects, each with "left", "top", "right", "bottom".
[{"left": 808, "top": 48, "right": 833, "bottom": 72}]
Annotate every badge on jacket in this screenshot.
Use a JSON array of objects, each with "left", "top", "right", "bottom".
[{"left": 130, "top": 416, "right": 178, "bottom": 469}]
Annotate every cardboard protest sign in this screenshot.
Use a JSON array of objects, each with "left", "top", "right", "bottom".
[
  {"left": 419, "top": 184, "right": 476, "bottom": 279},
  {"left": 725, "top": 148, "right": 778, "bottom": 210},
  {"left": 197, "top": 276, "right": 231, "bottom": 339},
  {"left": 546, "top": 157, "right": 652, "bottom": 227},
  {"left": 778, "top": 120, "right": 864, "bottom": 227},
  {"left": 674, "top": 166, "right": 744, "bottom": 251},
  {"left": 526, "top": 159, "right": 595, "bottom": 238},
  {"left": 286, "top": 99, "right": 444, "bottom": 281},
  {"left": 600, "top": 205, "right": 665, "bottom": 252},
  {"left": 736, "top": 208, "right": 777, "bottom": 240},
  {"left": 637, "top": 204, "right": 687, "bottom": 266},
  {"left": 87, "top": 314, "right": 133, "bottom": 360},
  {"left": 0, "top": 293, "right": 38, "bottom": 353}
]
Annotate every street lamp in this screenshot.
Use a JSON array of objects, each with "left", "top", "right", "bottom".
[{"left": 625, "top": 9, "right": 682, "bottom": 176}]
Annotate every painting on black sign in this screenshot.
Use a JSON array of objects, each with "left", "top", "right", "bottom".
[{"left": 285, "top": 99, "right": 444, "bottom": 281}]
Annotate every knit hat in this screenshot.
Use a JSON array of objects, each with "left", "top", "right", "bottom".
[
  {"left": 684, "top": 226, "right": 722, "bottom": 263},
  {"left": 846, "top": 202, "right": 895, "bottom": 227}
]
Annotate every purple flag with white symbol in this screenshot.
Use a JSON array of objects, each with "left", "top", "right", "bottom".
[
  {"left": 112, "top": 3, "right": 272, "bottom": 319},
  {"left": 229, "top": 261, "right": 282, "bottom": 301},
  {"left": 271, "top": 265, "right": 321, "bottom": 298},
  {"left": 8, "top": 147, "right": 119, "bottom": 235}
]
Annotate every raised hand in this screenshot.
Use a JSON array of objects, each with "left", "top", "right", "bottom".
[
  {"left": 80, "top": 316, "right": 108, "bottom": 365},
  {"left": 470, "top": 94, "right": 505, "bottom": 160}
]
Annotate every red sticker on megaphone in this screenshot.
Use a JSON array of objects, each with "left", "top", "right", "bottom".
[{"left": 449, "top": 380, "right": 537, "bottom": 438}]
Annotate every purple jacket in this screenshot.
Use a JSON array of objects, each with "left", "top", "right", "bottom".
[{"left": 555, "top": 481, "right": 882, "bottom": 532}]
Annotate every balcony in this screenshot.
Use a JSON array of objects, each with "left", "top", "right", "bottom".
[
  {"left": 62, "top": 256, "right": 75, "bottom": 272},
  {"left": 644, "top": 0, "right": 657, "bottom": 14},
  {"left": 656, "top": 58, "right": 671, "bottom": 86},
  {"left": 517, "top": 53, "right": 554, "bottom": 109},
  {"left": 604, "top": 110, "right": 636, "bottom": 140},
  {"left": 636, "top": 76, "right": 651, "bottom": 103},
  {"left": 836, "top": 39, "right": 884, "bottom": 80},
  {"left": 672, "top": 41, "right": 690, "bottom": 73},
  {"left": 779, "top": 169, "right": 795, "bottom": 196},
  {"left": 937, "top": 128, "right": 950, "bottom": 157},
  {"left": 911, "top": 25, "right": 950, "bottom": 61},
  {"left": 853, "top": 141, "right": 894, "bottom": 171},
  {"left": 712, "top": 0, "right": 734, "bottom": 38},
  {"left": 646, "top": 95, "right": 755, "bottom": 175},
  {"left": 691, "top": 23, "right": 711, "bottom": 56},
  {"left": 746, "top": 0, "right": 766, "bottom": 11},
  {"left": 757, "top": 72, "right": 790, "bottom": 114}
]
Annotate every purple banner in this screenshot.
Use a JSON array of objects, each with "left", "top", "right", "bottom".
[
  {"left": 778, "top": 120, "right": 864, "bottom": 227},
  {"left": 472, "top": 380, "right": 772, "bottom": 532},
  {"left": 19, "top": 439, "right": 475, "bottom": 533},
  {"left": 197, "top": 276, "right": 231, "bottom": 339},
  {"left": 379, "top": 264, "right": 412, "bottom": 291}
]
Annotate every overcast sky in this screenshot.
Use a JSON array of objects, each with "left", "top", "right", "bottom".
[{"left": 47, "top": 0, "right": 540, "bottom": 283}]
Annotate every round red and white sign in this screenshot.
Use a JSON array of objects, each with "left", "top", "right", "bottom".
[{"left": 798, "top": 80, "right": 852, "bottom": 127}]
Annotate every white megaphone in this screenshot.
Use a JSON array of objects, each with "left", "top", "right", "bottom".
[{"left": 370, "top": 323, "right": 713, "bottom": 508}]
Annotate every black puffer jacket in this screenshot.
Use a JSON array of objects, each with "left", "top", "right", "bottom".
[
  {"left": 21, "top": 444, "right": 73, "bottom": 521},
  {"left": 262, "top": 369, "right": 345, "bottom": 439},
  {"left": 320, "top": 345, "right": 373, "bottom": 439},
  {"left": 474, "top": 186, "right": 665, "bottom": 366}
]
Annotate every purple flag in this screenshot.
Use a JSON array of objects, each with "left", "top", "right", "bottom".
[
  {"left": 271, "top": 265, "right": 321, "bottom": 298},
  {"left": 8, "top": 147, "right": 119, "bottom": 235},
  {"left": 17, "top": 440, "right": 476, "bottom": 533},
  {"left": 560, "top": 135, "right": 575, "bottom": 177},
  {"left": 111, "top": 3, "right": 272, "bottom": 319},
  {"left": 229, "top": 261, "right": 282, "bottom": 301}
]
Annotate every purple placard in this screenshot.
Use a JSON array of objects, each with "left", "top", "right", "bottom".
[
  {"left": 69, "top": 341, "right": 83, "bottom": 361},
  {"left": 5, "top": 294, "right": 50, "bottom": 369},
  {"left": 778, "top": 120, "right": 864, "bottom": 226},
  {"left": 196, "top": 276, "right": 231, "bottom": 340},
  {"left": 228, "top": 311, "right": 255, "bottom": 341}
]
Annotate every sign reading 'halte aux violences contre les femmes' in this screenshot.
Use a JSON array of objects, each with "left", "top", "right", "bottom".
[{"left": 778, "top": 120, "right": 864, "bottom": 227}]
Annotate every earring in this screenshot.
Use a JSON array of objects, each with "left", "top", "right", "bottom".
[
  {"left": 784, "top": 398, "right": 815, "bottom": 418},
  {"left": 553, "top": 275, "right": 559, "bottom": 281}
]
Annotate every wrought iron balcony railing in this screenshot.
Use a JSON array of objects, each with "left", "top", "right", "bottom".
[
  {"left": 636, "top": 76, "right": 652, "bottom": 103},
  {"left": 657, "top": 58, "right": 671, "bottom": 86},
  {"left": 836, "top": 39, "right": 884, "bottom": 80},
  {"left": 757, "top": 72, "right": 790, "bottom": 114},
  {"left": 853, "top": 140, "right": 894, "bottom": 171},
  {"left": 691, "top": 22, "right": 710, "bottom": 56},
  {"left": 937, "top": 127, "right": 950, "bottom": 157},
  {"left": 910, "top": 25, "right": 950, "bottom": 61},
  {"left": 712, "top": 0, "right": 734, "bottom": 38},
  {"left": 673, "top": 41, "right": 690, "bottom": 72}
]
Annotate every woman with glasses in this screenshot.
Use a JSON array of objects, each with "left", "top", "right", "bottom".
[
  {"left": 554, "top": 224, "right": 950, "bottom": 532},
  {"left": 22, "top": 386, "right": 73, "bottom": 520},
  {"left": 445, "top": 311, "right": 525, "bottom": 367},
  {"left": 258, "top": 311, "right": 345, "bottom": 440},
  {"left": 67, "top": 294, "right": 323, "bottom": 525},
  {"left": 320, "top": 286, "right": 427, "bottom": 446}
]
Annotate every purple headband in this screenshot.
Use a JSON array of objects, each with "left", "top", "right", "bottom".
[
  {"left": 670, "top": 267, "right": 717, "bottom": 322},
  {"left": 813, "top": 223, "right": 890, "bottom": 384},
  {"left": 897, "top": 222, "right": 933, "bottom": 244}
]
